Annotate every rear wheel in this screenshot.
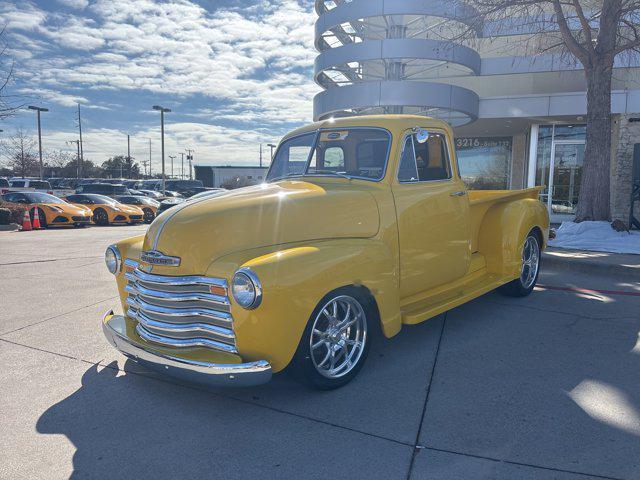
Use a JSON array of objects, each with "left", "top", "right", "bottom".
[
  {"left": 143, "top": 208, "right": 155, "bottom": 224},
  {"left": 93, "top": 208, "right": 109, "bottom": 226},
  {"left": 291, "top": 288, "right": 372, "bottom": 390},
  {"left": 499, "top": 231, "right": 541, "bottom": 297}
]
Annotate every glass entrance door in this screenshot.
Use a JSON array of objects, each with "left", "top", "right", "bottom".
[{"left": 549, "top": 141, "right": 585, "bottom": 222}]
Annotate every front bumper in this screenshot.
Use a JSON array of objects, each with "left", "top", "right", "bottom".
[{"left": 102, "top": 311, "right": 273, "bottom": 387}]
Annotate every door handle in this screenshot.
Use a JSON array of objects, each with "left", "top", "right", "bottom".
[{"left": 450, "top": 191, "right": 467, "bottom": 197}]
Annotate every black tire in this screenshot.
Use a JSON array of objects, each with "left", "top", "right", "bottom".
[
  {"left": 290, "top": 286, "right": 374, "bottom": 390},
  {"left": 499, "top": 231, "right": 541, "bottom": 297},
  {"left": 93, "top": 208, "right": 109, "bottom": 226},
  {"left": 143, "top": 208, "right": 155, "bottom": 224},
  {"left": 30, "top": 207, "right": 47, "bottom": 229}
]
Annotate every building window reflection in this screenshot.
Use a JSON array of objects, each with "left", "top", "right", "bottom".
[{"left": 455, "top": 137, "right": 512, "bottom": 189}]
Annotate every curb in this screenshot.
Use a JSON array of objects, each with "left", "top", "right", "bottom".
[{"left": 542, "top": 247, "right": 640, "bottom": 281}]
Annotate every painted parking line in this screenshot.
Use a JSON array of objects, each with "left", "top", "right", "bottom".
[{"left": 537, "top": 284, "right": 640, "bottom": 297}]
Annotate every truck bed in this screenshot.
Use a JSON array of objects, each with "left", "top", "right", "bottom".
[{"left": 468, "top": 187, "right": 543, "bottom": 253}]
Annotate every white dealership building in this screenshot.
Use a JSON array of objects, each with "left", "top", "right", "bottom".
[{"left": 313, "top": 0, "right": 640, "bottom": 225}]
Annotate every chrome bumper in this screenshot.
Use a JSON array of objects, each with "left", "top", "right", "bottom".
[{"left": 102, "top": 311, "right": 272, "bottom": 387}]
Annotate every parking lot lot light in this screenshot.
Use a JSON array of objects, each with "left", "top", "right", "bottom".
[
  {"left": 28, "top": 105, "right": 49, "bottom": 180},
  {"left": 153, "top": 105, "right": 171, "bottom": 194}
]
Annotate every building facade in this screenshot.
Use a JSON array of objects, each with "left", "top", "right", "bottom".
[
  {"left": 313, "top": 0, "right": 640, "bottom": 225},
  {"left": 194, "top": 166, "right": 269, "bottom": 188}
]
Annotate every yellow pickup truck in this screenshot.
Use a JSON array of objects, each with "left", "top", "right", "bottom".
[{"left": 102, "top": 115, "right": 549, "bottom": 390}]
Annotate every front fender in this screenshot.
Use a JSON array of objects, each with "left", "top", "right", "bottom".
[
  {"left": 477, "top": 198, "right": 549, "bottom": 277},
  {"left": 207, "top": 239, "right": 400, "bottom": 373}
]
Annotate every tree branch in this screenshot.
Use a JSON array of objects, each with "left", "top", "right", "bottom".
[{"left": 552, "top": 0, "right": 592, "bottom": 65}]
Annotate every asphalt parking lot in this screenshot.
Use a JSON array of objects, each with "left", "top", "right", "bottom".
[{"left": 1, "top": 226, "right": 639, "bottom": 480}]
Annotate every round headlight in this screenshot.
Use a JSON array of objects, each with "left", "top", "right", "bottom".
[
  {"left": 232, "top": 268, "right": 262, "bottom": 309},
  {"left": 105, "top": 245, "right": 121, "bottom": 275}
]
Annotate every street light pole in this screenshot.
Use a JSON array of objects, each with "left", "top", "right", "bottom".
[
  {"left": 153, "top": 105, "right": 171, "bottom": 194},
  {"left": 267, "top": 143, "right": 276, "bottom": 162},
  {"left": 185, "top": 148, "right": 194, "bottom": 180},
  {"left": 28, "top": 106, "right": 49, "bottom": 180},
  {"left": 169, "top": 155, "right": 175, "bottom": 178}
]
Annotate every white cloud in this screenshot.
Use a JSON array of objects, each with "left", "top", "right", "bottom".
[
  {"left": 18, "top": 87, "right": 90, "bottom": 107},
  {"left": 55, "top": 0, "right": 90, "bottom": 9},
  {"left": 0, "top": 0, "right": 322, "bottom": 166},
  {"left": 1, "top": 0, "right": 320, "bottom": 124}
]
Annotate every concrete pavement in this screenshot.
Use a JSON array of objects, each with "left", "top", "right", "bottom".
[{"left": 1, "top": 226, "right": 639, "bottom": 480}]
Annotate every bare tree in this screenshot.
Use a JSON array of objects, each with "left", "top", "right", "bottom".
[
  {"left": 0, "top": 27, "right": 23, "bottom": 120},
  {"left": 458, "top": 0, "right": 640, "bottom": 222},
  {"left": 2, "top": 128, "right": 38, "bottom": 177}
]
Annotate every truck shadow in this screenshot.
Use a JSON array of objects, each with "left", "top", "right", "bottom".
[{"left": 35, "top": 287, "right": 640, "bottom": 479}]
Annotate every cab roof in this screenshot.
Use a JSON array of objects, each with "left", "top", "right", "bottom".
[{"left": 282, "top": 114, "right": 454, "bottom": 141}]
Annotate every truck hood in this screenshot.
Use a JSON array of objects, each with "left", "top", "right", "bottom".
[{"left": 142, "top": 180, "right": 380, "bottom": 274}]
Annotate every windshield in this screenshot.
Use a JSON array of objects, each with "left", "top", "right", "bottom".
[
  {"left": 266, "top": 128, "right": 391, "bottom": 182},
  {"left": 23, "top": 192, "right": 65, "bottom": 203}
]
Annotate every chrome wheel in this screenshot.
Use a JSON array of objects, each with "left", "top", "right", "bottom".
[
  {"left": 309, "top": 295, "right": 367, "bottom": 379},
  {"left": 520, "top": 235, "right": 540, "bottom": 289}
]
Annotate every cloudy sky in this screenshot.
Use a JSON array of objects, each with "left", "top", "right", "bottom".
[{"left": 0, "top": 0, "right": 318, "bottom": 173}]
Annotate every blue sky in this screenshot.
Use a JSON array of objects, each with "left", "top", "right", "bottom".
[{"left": 0, "top": 0, "right": 318, "bottom": 172}]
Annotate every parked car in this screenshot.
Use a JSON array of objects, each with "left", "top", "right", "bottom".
[
  {"left": 162, "top": 179, "right": 205, "bottom": 197},
  {"left": 0, "top": 178, "right": 10, "bottom": 195},
  {"left": 75, "top": 183, "right": 130, "bottom": 197},
  {"left": 65, "top": 194, "right": 145, "bottom": 226},
  {"left": 1, "top": 191, "right": 92, "bottom": 228},
  {"left": 138, "top": 189, "right": 163, "bottom": 200},
  {"left": 156, "top": 196, "right": 186, "bottom": 214},
  {"left": 8, "top": 178, "right": 53, "bottom": 193},
  {"left": 101, "top": 115, "right": 549, "bottom": 390},
  {"left": 116, "top": 195, "right": 159, "bottom": 223}
]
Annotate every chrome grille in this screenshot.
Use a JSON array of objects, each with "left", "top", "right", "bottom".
[{"left": 124, "top": 259, "right": 236, "bottom": 353}]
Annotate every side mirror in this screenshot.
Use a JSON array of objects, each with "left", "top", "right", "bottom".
[{"left": 414, "top": 128, "right": 430, "bottom": 144}]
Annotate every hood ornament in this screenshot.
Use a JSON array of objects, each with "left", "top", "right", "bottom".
[{"left": 140, "top": 250, "right": 181, "bottom": 268}]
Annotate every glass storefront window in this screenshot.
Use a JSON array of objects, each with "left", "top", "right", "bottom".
[
  {"left": 455, "top": 137, "right": 512, "bottom": 189},
  {"left": 534, "top": 124, "right": 586, "bottom": 219},
  {"left": 535, "top": 126, "right": 553, "bottom": 203}
]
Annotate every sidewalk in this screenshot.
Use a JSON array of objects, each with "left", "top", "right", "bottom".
[{"left": 543, "top": 247, "right": 640, "bottom": 281}]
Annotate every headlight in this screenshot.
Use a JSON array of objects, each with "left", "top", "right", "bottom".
[
  {"left": 105, "top": 245, "right": 122, "bottom": 275},
  {"left": 231, "top": 268, "right": 262, "bottom": 309}
]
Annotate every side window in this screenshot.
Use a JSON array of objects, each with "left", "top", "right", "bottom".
[
  {"left": 413, "top": 133, "right": 451, "bottom": 181},
  {"left": 398, "top": 136, "right": 418, "bottom": 182},
  {"left": 4, "top": 193, "right": 19, "bottom": 202},
  {"left": 11, "top": 181, "right": 25, "bottom": 187}
]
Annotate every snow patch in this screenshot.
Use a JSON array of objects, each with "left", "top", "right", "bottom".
[{"left": 549, "top": 221, "right": 640, "bottom": 255}]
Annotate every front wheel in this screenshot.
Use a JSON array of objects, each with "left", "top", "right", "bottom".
[
  {"left": 499, "top": 231, "right": 541, "bottom": 297},
  {"left": 291, "top": 288, "right": 372, "bottom": 390},
  {"left": 143, "top": 208, "right": 155, "bottom": 224},
  {"left": 93, "top": 208, "right": 109, "bottom": 226}
]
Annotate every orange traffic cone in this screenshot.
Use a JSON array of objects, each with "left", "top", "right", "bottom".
[
  {"left": 22, "top": 210, "right": 32, "bottom": 231},
  {"left": 32, "top": 208, "right": 41, "bottom": 229}
]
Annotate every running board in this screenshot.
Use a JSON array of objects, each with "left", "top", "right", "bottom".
[{"left": 400, "top": 273, "right": 514, "bottom": 325}]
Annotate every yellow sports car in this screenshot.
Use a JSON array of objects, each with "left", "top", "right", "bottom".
[
  {"left": 65, "top": 194, "right": 145, "bottom": 226},
  {"left": 1, "top": 191, "right": 92, "bottom": 228},
  {"left": 116, "top": 195, "right": 159, "bottom": 224}
]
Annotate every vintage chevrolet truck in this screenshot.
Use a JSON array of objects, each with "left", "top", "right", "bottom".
[{"left": 102, "top": 115, "right": 549, "bottom": 390}]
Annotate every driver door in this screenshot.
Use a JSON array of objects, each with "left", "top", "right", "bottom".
[{"left": 392, "top": 130, "right": 471, "bottom": 299}]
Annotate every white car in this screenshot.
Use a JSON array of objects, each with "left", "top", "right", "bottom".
[{"left": 9, "top": 178, "right": 53, "bottom": 193}]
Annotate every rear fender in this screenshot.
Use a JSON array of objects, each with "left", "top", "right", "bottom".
[{"left": 477, "top": 198, "right": 549, "bottom": 277}]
